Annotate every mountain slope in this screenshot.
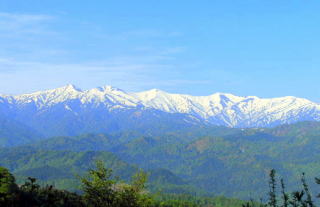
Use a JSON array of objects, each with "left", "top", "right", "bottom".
[
  {"left": 0, "top": 146, "right": 201, "bottom": 195},
  {"left": 1, "top": 85, "right": 320, "bottom": 137},
  {"left": 9, "top": 122, "right": 320, "bottom": 199},
  {"left": 0, "top": 117, "right": 42, "bottom": 147},
  {"left": 107, "top": 122, "right": 320, "bottom": 198}
]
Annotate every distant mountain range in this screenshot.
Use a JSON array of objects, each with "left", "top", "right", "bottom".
[
  {"left": 2, "top": 85, "right": 320, "bottom": 199},
  {"left": 1, "top": 84, "right": 320, "bottom": 138}
]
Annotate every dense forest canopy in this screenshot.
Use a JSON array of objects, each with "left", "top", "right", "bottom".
[
  {"left": 0, "top": 163, "right": 247, "bottom": 207},
  {"left": 2, "top": 122, "right": 320, "bottom": 199}
]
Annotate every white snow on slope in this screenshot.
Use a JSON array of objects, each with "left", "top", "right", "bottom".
[{"left": 2, "top": 84, "right": 320, "bottom": 127}]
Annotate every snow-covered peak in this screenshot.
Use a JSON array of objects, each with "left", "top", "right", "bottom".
[
  {"left": 94, "top": 85, "right": 123, "bottom": 92},
  {"left": 133, "top": 88, "right": 169, "bottom": 100},
  {"left": 209, "top": 93, "right": 245, "bottom": 104},
  {"left": 12, "top": 84, "right": 83, "bottom": 107},
  {"left": 2, "top": 85, "right": 320, "bottom": 127},
  {"left": 60, "top": 84, "right": 82, "bottom": 92}
]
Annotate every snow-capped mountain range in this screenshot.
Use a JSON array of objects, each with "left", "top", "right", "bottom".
[{"left": 1, "top": 84, "right": 320, "bottom": 137}]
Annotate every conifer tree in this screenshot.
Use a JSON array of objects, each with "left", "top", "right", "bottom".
[
  {"left": 80, "top": 160, "right": 116, "bottom": 207},
  {"left": 301, "top": 173, "right": 314, "bottom": 207},
  {"left": 268, "top": 169, "right": 277, "bottom": 207},
  {"left": 280, "top": 178, "right": 289, "bottom": 207}
]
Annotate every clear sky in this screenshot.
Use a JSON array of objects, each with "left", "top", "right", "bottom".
[{"left": 1, "top": 1, "right": 320, "bottom": 101}]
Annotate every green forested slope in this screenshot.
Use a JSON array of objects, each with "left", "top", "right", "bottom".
[
  {"left": 0, "top": 117, "right": 41, "bottom": 147},
  {"left": 0, "top": 147, "right": 136, "bottom": 191},
  {"left": 2, "top": 121, "right": 320, "bottom": 200},
  {"left": 0, "top": 147, "right": 203, "bottom": 195}
]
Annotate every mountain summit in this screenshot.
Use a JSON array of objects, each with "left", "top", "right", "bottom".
[{"left": 1, "top": 85, "right": 319, "bottom": 137}]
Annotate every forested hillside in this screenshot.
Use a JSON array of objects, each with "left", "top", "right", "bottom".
[
  {"left": 1, "top": 122, "right": 320, "bottom": 200},
  {"left": 0, "top": 162, "right": 247, "bottom": 207}
]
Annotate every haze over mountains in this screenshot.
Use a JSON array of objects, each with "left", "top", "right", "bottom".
[{"left": 0, "top": 84, "right": 319, "bottom": 138}]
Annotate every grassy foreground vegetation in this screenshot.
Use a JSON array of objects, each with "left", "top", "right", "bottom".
[{"left": 0, "top": 162, "right": 246, "bottom": 207}]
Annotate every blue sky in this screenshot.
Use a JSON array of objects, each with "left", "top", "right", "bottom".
[{"left": 1, "top": 1, "right": 320, "bottom": 101}]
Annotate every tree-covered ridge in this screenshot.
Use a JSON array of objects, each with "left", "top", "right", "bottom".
[
  {"left": 0, "top": 147, "right": 203, "bottom": 196},
  {"left": 0, "top": 163, "right": 247, "bottom": 207},
  {"left": 108, "top": 121, "right": 320, "bottom": 198},
  {"left": 2, "top": 121, "right": 320, "bottom": 199},
  {"left": 2, "top": 163, "right": 320, "bottom": 206}
]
